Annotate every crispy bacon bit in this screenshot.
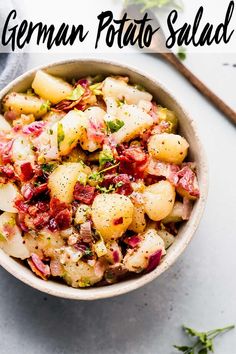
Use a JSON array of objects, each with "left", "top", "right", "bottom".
[
  {"left": 33, "top": 183, "right": 48, "bottom": 197},
  {"left": 80, "top": 221, "right": 92, "bottom": 243},
  {"left": 114, "top": 174, "right": 133, "bottom": 196},
  {"left": 33, "top": 212, "right": 50, "bottom": 229},
  {"left": 182, "top": 197, "right": 193, "bottom": 220},
  {"left": 124, "top": 235, "right": 141, "bottom": 248},
  {"left": 113, "top": 217, "right": 123, "bottom": 225},
  {"left": 50, "top": 197, "right": 68, "bottom": 217},
  {"left": 22, "top": 121, "right": 45, "bottom": 136},
  {"left": 28, "top": 253, "right": 50, "bottom": 280},
  {"left": 118, "top": 145, "right": 148, "bottom": 179},
  {"left": 146, "top": 249, "right": 162, "bottom": 273},
  {"left": 20, "top": 162, "right": 34, "bottom": 181},
  {"left": 54, "top": 209, "right": 72, "bottom": 230},
  {"left": 14, "top": 198, "right": 29, "bottom": 213},
  {"left": 0, "top": 165, "right": 16, "bottom": 181},
  {"left": 73, "top": 183, "right": 96, "bottom": 205},
  {"left": 176, "top": 166, "right": 200, "bottom": 198}
]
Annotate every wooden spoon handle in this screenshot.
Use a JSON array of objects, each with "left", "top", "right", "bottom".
[{"left": 161, "top": 52, "right": 236, "bottom": 126}]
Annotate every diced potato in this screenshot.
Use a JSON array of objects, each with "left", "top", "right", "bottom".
[
  {"left": 11, "top": 136, "right": 35, "bottom": 163},
  {"left": 148, "top": 133, "right": 189, "bottom": 165},
  {"left": 2, "top": 92, "right": 48, "bottom": 118},
  {"left": 79, "top": 107, "right": 106, "bottom": 152},
  {"left": 42, "top": 111, "right": 65, "bottom": 124},
  {"left": 162, "top": 201, "right": 184, "bottom": 223},
  {"left": 103, "top": 240, "right": 123, "bottom": 264},
  {"left": 74, "top": 204, "right": 91, "bottom": 224},
  {"left": 48, "top": 162, "right": 91, "bottom": 203},
  {"left": 0, "top": 212, "right": 30, "bottom": 259},
  {"left": 143, "top": 180, "right": 175, "bottom": 221},
  {"left": 64, "top": 260, "right": 104, "bottom": 288},
  {"left": 63, "top": 147, "right": 86, "bottom": 163},
  {"left": 0, "top": 183, "right": 19, "bottom": 213},
  {"left": 103, "top": 77, "right": 152, "bottom": 104},
  {"left": 93, "top": 238, "right": 107, "bottom": 258},
  {"left": 112, "top": 104, "right": 153, "bottom": 144},
  {"left": 91, "top": 194, "right": 134, "bottom": 241},
  {"left": 53, "top": 110, "right": 88, "bottom": 156},
  {"left": 0, "top": 114, "right": 11, "bottom": 131},
  {"left": 157, "top": 230, "right": 175, "bottom": 249},
  {"left": 123, "top": 229, "right": 165, "bottom": 272},
  {"left": 128, "top": 203, "right": 146, "bottom": 233},
  {"left": 32, "top": 70, "right": 73, "bottom": 104}
]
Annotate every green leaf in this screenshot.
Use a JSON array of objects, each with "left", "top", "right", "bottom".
[
  {"left": 99, "top": 149, "right": 114, "bottom": 167},
  {"left": 177, "top": 47, "right": 187, "bottom": 61},
  {"left": 88, "top": 171, "right": 103, "bottom": 183},
  {"left": 41, "top": 163, "right": 56, "bottom": 173},
  {"left": 96, "top": 184, "right": 116, "bottom": 194},
  {"left": 66, "top": 85, "right": 85, "bottom": 101},
  {"left": 184, "top": 326, "right": 202, "bottom": 338},
  {"left": 89, "top": 82, "right": 103, "bottom": 96},
  {"left": 198, "top": 349, "right": 208, "bottom": 354},
  {"left": 106, "top": 119, "right": 125, "bottom": 133},
  {"left": 173, "top": 345, "right": 191, "bottom": 352},
  {"left": 57, "top": 123, "right": 65, "bottom": 147}
]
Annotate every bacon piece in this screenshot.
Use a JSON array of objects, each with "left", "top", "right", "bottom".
[
  {"left": 118, "top": 145, "right": 148, "bottom": 179},
  {"left": 4, "top": 111, "right": 17, "bottom": 121},
  {"left": 50, "top": 197, "right": 68, "bottom": 217},
  {"left": 21, "top": 184, "right": 34, "bottom": 201},
  {"left": 20, "top": 162, "right": 34, "bottom": 181},
  {"left": 14, "top": 198, "right": 29, "bottom": 213},
  {"left": 28, "top": 253, "right": 50, "bottom": 280},
  {"left": 33, "top": 183, "right": 48, "bottom": 197},
  {"left": 54, "top": 209, "right": 72, "bottom": 230},
  {"left": 22, "top": 121, "right": 46, "bottom": 137},
  {"left": 146, "top": 249, "right": 162, "bottom": 273},
  {"left": 73, "top": 183, "right": 96, "bottom": 205},
  {"left": 114, "top": 174, "right": 133, "bottom": 196},
  {"left": 146, "top": 158, "right": 180, "bottom": 185},
  {"left": 113, "top": 217, "right": 123, "bottom": 225},
  {"left": 0, "top": 139, "right": 13, "bottom": 164},
  {"left": 33, "top": 212, "right": 50, "bottom": 229}
]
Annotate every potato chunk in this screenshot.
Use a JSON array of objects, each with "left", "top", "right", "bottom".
[
  {"left": 48, "top": 162, "right": 91, "bottom": 203},
  {"left": 103, "top": 77, "right": 152, "bottom": 104},
  {"left": 2, "top": 92, "right": 48, "bottom": 118},
  {"left": 143, "top": 180, "right": 175, "bottom": 221},
  {"left": 111, "top": 104, "right": 153, "bottom": 144},
  {"left": 0, "top": 212, "right": 30, "bottom": 259},
  {"left": 0, "top": 183, "right": 19, "bottom": 213},
  {"left": 32, "top": 70, "right": 73, "bottom": 104},
  {"left": 0, "top": 114, "right": 11, "bottom": 131},
  {"left": 148, "top": 133, "right": 189, "bottom": 165},
  {"left": 91, "top": 194, "right": 134, "bottom": 241}
]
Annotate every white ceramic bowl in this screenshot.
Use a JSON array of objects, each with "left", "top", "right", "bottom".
[{"left": 0, "top": 59, "right": 208, "bottom": 300}]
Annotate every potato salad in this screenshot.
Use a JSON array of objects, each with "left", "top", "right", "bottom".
[{"left": 0, "top": 71, "right": 200, "bottom": 287}]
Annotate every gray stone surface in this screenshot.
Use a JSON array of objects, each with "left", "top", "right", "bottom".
[{"left": 0, "top": 53, "right": 235, "bottom": 354}]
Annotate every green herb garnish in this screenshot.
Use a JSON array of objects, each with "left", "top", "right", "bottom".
[
  {"left": 40, "top": 100, "right": 51, "bottom": 112},
  {"left": 96, "top": 184, "right": 116, "bottom": 194},
  {"left": 57, "top": 123, "right": 65, "bottom": 147},
  {"left": 174, "top": 324, "right": 234, "bottom": 353},
  {"left": 41, "top": 163, "right": 56, "bottom": 173},
  {"left": 84, "top": 247, "right": 93, "bottom": 256},
  {"left": 106, "top": 119, "right": 125, "bottom": 133},
  {"left": 66, "top": 85, "right": 85, "bottom": 101},
  {"left": 99, "top": 149, "right": 114, "bottom": 167},
  {"left": 116, "top": 97, "right": 126, "bottom": 107},
  {"left": 177, "top": 46, "right": 187, "bottom": 61}
]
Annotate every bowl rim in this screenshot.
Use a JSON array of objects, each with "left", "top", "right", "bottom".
[{"left": 0, "top": 58, "right": 208, "bottom": 300}]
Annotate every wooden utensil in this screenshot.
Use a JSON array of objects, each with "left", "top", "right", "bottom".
[{"left": 123, "top": 5, "right": 236, "bottom": 126}]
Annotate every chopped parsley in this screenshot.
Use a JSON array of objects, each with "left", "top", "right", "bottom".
[
  {"left": 116, "top": 97, "right": 126, "bottom": 107},
  {"left": 57, "top": 123, "right": 65, "bottom": 147},
  {"left": 88, "top": 171, "right": 103, "bottom": 183},
  {"left": 99, "top": 149, "right": 114, "bottom": 167},
  {"left": 84, "top": 247, "right": 93, "bottom": 256},
  {"left": 106, "top": 119, "right": 125, "bottom": 133},
  {"left": 96, "top": 184, "right": 116, "bottom": 194},
  {"left": 41, "top": 163, "right": 56, "bottom": 173},
  {"left": 66, "top": 85, "right": 85, "bottom": 101}
]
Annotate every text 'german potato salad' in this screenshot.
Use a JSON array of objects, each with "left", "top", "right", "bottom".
[{"left": 0, "top": 71, "right": 200, "bottom": 288}]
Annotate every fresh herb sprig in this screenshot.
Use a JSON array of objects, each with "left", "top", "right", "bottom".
[{"left": 174, "top": 324, "right": 235, "bottom": 354}]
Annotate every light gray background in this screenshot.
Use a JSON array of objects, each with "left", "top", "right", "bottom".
[{"left": 0, "top": 52, "right": 236, "bottom": 354}]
